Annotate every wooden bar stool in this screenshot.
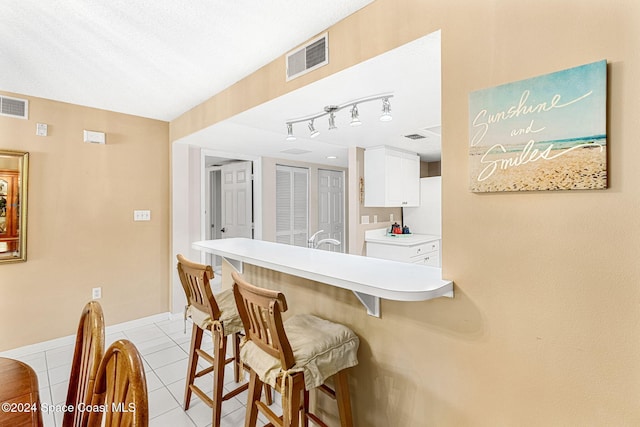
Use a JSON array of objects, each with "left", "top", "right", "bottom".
[
  {"left": 177, "top": 255, "right": 271, "bottom": 427},
  {"left": 63, "top": 301, "right": 105, "bottom": 427},
  {"left": 232, "top": 271, "right": 359, "bottom": 427},
  {"left": 87, "top": 339, "right": 148, "bottom": 427}
]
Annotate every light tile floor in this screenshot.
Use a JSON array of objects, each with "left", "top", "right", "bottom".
[{"left": 1, "top": 313, "right": 281, "bottom": 427}]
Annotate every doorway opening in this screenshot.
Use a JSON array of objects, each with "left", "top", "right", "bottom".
[{"left": 204, "top": 156, "right": 255, "bottom": 271}]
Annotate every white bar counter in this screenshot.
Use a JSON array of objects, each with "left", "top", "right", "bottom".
[{"left": 192, "top": 238, "right": 453, "bottom": 317}]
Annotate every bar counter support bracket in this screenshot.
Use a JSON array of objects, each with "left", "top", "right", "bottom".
[{"left": 352, "top": 292, "right": 380, "bottom": 317}]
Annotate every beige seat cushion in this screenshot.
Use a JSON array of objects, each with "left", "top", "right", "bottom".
[
  {"left": 240, "top": 314, "right": 359, "bottom": 390},
  {"left": 186, "top": 289, "right": 244, "bottom": 336}
]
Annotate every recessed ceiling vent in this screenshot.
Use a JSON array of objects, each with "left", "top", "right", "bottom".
[
  {"left": 280, "top": 148, "right": 312, "bottom": 155},
  {"left": 0, "top": 95, "right": 28, "bottom": 119},
  {"left": 286, "top": 33, "right": 328, "bottom": 81},
  {"left": 404, "top": 133, "right": 427, "bottom": 140}
]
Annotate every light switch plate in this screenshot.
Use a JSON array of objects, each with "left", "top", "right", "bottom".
[
  {"left": 134, "top": 210, "right": 151, "bottom": 221},
  {"left": 36, "top": 123, "right": 48, "bottom": 136},
  {"left": 361, "top": 215, "right": 370, "bottom": 224}
]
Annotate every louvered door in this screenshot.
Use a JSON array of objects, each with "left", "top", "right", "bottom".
[{"left": 275, "top": 165, "right": 308, "bottom": 247}]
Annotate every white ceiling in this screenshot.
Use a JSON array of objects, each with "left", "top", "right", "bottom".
[
  {"left": 2, "top": 0, "right": 441, "bottom": 167},
  {"left": 1, "top": 0, "right": 374, "bottom": 121}
]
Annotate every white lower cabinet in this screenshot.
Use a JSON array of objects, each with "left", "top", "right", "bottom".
[{"left": 366, "top": 239, "right": 440, "bottom": 267}]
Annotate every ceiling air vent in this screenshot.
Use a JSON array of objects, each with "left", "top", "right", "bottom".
[
  {"left": 404, "top": 133, "right": 427, "bottom": 140},
  {"left": 0, "top": 95, "right": 28, "bottom": 119},
  {"left": 286, "top": 33, "right": 328, "bottom": 81},
  {"left": 280, "top": 148, "right": 312, "bottom": 155}
]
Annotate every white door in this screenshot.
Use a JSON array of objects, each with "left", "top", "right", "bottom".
[
  {"left": 220, "top": 161, "right": 253, "bottom": 239},
  {"left": 205, "top": 168, "right": 222, "bottom": 268},
  {"left": 318, "top": 169, "right": 345, "bottom": 252}
]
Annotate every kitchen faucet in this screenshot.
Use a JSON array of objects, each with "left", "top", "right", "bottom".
[
  {"left": 308, "top": 230, "right": 324, "bottom": 248},
  {"left": 308, "top": 230, "right": 341, "bottom": 249}
]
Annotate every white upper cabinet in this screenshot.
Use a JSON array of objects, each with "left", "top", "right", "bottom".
[{"left": 364, "top": 146, "right": 420, "bottom": 207}]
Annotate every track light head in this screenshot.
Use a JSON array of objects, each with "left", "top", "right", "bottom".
[
  {"left": 380, "top": 97, "right": 392, "bottom": 122},
  {"left": 350, "top": 105, "right": 362, "bottom": 127},
  {"left": 308, "top": 120, "right": 320, "bottom": 138},
  {"left": 286, "top": 123, "right": 296, "bottom": 141},
  {"left": 328, "top": 112, "right": 337, "bottom": 130}
]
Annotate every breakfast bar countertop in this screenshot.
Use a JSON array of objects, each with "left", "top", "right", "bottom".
[{"left": 192, "top": 238, "right": 453, "bottom": 307}]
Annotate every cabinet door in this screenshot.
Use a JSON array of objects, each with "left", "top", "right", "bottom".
[
  {"left": 384, "top": 149, "right": 405, "bottom": 206},
  {"left": 388, "top": 151, "right": 419, "bottom": 207},
  {"left": 364, "top": 146, "right": 420, "bottom": 207},
  {"left": 402, "top": 153, "right": 420, "bottom": 206}
]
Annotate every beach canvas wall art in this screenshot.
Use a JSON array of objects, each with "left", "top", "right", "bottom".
[{"left": 469, "top": 60, "right": 607, "bottom": 192}]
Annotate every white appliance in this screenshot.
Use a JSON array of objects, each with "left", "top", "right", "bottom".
[{"left": 402, "top": 176, "right": 441, "bottom": 236}]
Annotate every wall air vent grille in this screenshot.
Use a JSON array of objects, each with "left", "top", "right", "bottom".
[
  {"left": 0, "top": 95, "right": 28, "bottom": 119},
  {"left": 286, "top": 33, "right": 328, "bottom": 81}
]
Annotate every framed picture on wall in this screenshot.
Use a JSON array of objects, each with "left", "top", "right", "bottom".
[{"left": 468, "top": 60, "right": 607, "bottom": 192}]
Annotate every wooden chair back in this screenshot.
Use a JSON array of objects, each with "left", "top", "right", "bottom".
[
  {"left": 88, "top": 340, "right": 148, "bottom": 427},
  {"left": 177, "top": 254, "right": 221, "bottom": 320},
  {"left": 63, "top": 301, "right": 105, "bottom": 427},
  {"left": 231, "top": 271, "right": 295, "bottom": 370}
]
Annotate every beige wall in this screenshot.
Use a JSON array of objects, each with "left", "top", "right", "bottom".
[
  {"left": 422, "top": 160, "right": 441, "bottom": 177},
  {"left": 0, "top": 92, "right": 170, "bottom": 350},
  {"left": 173, "top": 0, "right": 640, "bottom": 424}
]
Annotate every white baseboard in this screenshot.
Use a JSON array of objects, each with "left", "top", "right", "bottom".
[{"left": 0, "top": 311, "right": 173, "bottom": 358}]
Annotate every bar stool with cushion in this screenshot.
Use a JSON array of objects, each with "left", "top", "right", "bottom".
[
  {"left": 176, "top": 254, "right": 253, "bottom": 427},
  {"left": 232, "top": 271, "right": 360, "bottom": 427}
]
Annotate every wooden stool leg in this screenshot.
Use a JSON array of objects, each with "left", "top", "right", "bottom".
[
  {"left": 184, "top": 324, "right": 203, "bottom": 409},
  {"left": 264, "top": 384, "right": 273, "bottom": 405},
  {"left": 233, "top": 332, "right": 241, "bottom": 383},
  {"left": 334, "top": 371, "right": 354, "bottom": 427},
  {"left": 283, "top": 377, "right": 302, "bottom": 427},
  {"left": 245, "top": 370, "right": 264, "bottom": 427},
  {"left": 212, "top": 326, "right": 227, "bottom": 427},
  {"left": 302, "top": 389, "right": 310, "bottom": 427}
]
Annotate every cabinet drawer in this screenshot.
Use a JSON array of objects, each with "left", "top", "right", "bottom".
[
  {"left": 409, "top": 240, "right": 439, "bottom": 258},
  {"left": 366, "top": 239, "right": 440, "bottom": 264},
  {"left": 411, "top": 250, "right": 439, "bottom": 267}
]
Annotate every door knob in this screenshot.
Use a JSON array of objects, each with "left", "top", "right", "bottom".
[{"left": 220, "top": 227, "right": 226, "bottom": 233}]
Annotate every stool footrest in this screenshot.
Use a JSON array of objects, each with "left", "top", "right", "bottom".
[
  {"left": 189, "top": 385, "right": 214, "bottom": 408},
  {"left": 195, "top": 365, "right": 214, "bottom": 377},
  {"left": 189, "top": 382, "right": 250, "bottom": 408},
  {"left": 256, "top": 401, "right": 281, "bottom": 426},
  {"left": 195, "top": 348, "right": 216, "bottom": 364},
  {"left": 222, "top": 382, "right": 249, "bottom": 400},
  {"left": 318, "top": 384, "right": 336, "bottom": 399},
  {"left": 306, "top": 412, "right": 330, "bottom": 427}
]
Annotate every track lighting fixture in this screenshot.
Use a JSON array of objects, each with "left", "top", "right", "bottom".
[{"left": 284, "top": 93, "right": 393, "bottom": 140}]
